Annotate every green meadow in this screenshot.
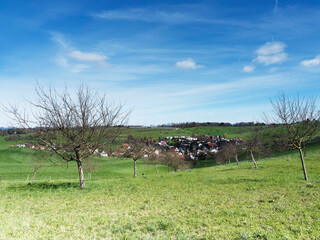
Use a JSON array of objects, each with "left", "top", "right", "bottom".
[
  {"left": 122, "top": 126, "right": 262, "bottom": 139},
  {"left": 0, "top": 132, "right": 320, "bottom": 239}
]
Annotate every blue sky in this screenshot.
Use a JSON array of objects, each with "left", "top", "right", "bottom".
[{"left": 1, "top": 0, "right": 320, "bottom": 126}]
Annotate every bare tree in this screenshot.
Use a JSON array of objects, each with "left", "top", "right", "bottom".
[
  {"left": 5, "top": 84, "right": 129, "bottom": 188},
  {"left": 145, "top": 147, "right": 161, "bottom": 174},
  {"left": 30, "top": 151, "right": 48, "bottom": 181},
  {"left": 266, "top": 93, "right": 320, "bottom": 180},
  {"left": 83, "top": 157, "right": 100, "bottom": 180},
  {"left": 216, "top": 143, "right": 240, "bottom": 165},
  {"left": 123, "top": 139, "right": 149, "bottom": 178},
  {"left": 244, "top": 129, "right": 263, "bottom": 169},
  {"left": 158, "top": 149, "right": 181, "bottom": 172}
]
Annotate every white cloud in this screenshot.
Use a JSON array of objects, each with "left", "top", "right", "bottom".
[
  {"left": 243, "top": 65, "right": 255, "bottom": 73},
  {"left": 255, "top": 41, "right": 287, "bottom": 65},
  {"left": 50, "top": 32, "right": 69, "bottom": 49},
  {"left": 256, "top": 41, "right": 285, "bottom": 56},
  {"left": 92, "top": 8, "right": 204, "bottom": 25},
  {"left": 175, "top": 58, "right": 204, "bottom": 70},
  {"left": 55, "top": 56, "right": 90, "bottom": 73},
  {"left": 300, "top": 55, "right": 320, "bottom": 67},
  {"left": 256, "top": 53, "right": 287, "bottom": 65},
  {"left": 51, "top": 33, "right": 110, "bottom": 73},
  {"left": 68, "top": 50, "right": 107, "bottom": 62}
]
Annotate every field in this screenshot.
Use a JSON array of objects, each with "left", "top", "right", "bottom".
[
  {"left": 0, "top": 129, "right": 320, "bottom": 239},
  {"left": 122, "top": 126, "right": 262, "bottom": 140}
]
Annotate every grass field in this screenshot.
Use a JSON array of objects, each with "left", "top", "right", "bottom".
[
  {"left": 122, "top": 126, "right": 262, "bottom": 140},
  {"left": 0, "top": 134, "right": 320, "bottom": 239}
]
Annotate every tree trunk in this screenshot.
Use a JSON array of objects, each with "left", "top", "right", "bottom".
[
  {"left": 299, "top": 148, "right": 308, "bottom": 181},
  {"left": 250, "top": 150, "right": 258, "bottom": 168},
  {"left": 235, "top": 154, "right": 239, "bottom": 165},
  {"left": 32, "top": 168, "right": 37, "bottom": 181},
  {"left": 228, "top": 158, "right": 231, "bottom": 164},
  {"left": 88, "top": 172, "right": 91, "bottom": 180},
  {"left": 155, "top": 164, "right": 159, "bottom": 174},
  {"left": 134, "top": 159, "right": 137, "bottom": 178},
  {"left": 77, "top": 160, "right": 85, "bottom": 188}
]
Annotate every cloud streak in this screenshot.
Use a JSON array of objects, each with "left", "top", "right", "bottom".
[
  {"left": 243, "top": 65, "right": 255, "bottom": 73},
  {"left": 255, "top": 41, "right": 287, "bottom": 65},
  {"left": 93, "top": 8, "right": 203, "bottom": 25},
  {"left": 68, "top": 50, "right": 107, "bottom": 62},
  {"left": 50, "top": 32, "right": 110, "bottom": 73},
  {"left": 175, "top": 58, "right": 204, "bottom": 70},
  {"left": 91, "top": 7, "right": 254, "bottom": 27},
  {"left": 300, "top": 55, "right": 320, "bottom": 67}
]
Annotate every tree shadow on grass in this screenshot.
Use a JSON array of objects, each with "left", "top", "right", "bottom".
[
  {"left": 7, "top": 181, "right": 80, "bottom": 191},
  {"left": 212, "top": 177, "right": 265, "bottom": 185}
]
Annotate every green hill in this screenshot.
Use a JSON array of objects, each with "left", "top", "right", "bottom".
[{"left": 0, "top": 135, "right": 319, "bottom": 239}]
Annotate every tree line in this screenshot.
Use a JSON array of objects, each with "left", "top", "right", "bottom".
[{"left": 158, "top": 121, "right": 266, "bottom": 128}]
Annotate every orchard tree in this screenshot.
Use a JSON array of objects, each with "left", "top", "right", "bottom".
[
  {"left": 216, "top": 142, "right": 240, "bottom": 165},
  {"left": 158, "top": 149, "right": 181, "bottom": 172},
  {"left": 5, "top": 84, "right": 129, "bottom": 188},
  {"left": 146, "top": 148, "right": 161, "bottom": 174},
  {"left": 83, "top": 157, "right": 100, "bottom": 180},
  {"left": 123, "top": 139, "right": 149, "bottom": 178},
  {"left": 30, "top": 151, "right": 48, "bottom": 181},
  {"left": 267, "top": 93, "right": 320, "bottom": 180},
  {"left": 244, "top": 129, "right": 264, "bottom": 169}
]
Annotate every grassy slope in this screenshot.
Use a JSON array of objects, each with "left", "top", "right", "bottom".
[
  {"left": 122, "top": 126, "right": 262, "bottom": 139},
  {"left": 0, "top": 136, "right": 320, "bottom": 239}
]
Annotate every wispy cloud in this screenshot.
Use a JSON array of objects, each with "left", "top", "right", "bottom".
[
  {"left": 255, "top": 41, "right": 287, "bottom": 65},
  {"left": 50, "top": 32, "right": 110, "bottom": 73},
  {"left": 175, "top": 58, "right": 204, "bottom": 70},
  {"left": 243, "top": 65, "right": 255, "bottom": 73},
  {"left": 274, "top": 0, "right": 279, "bottom": 16},
  {"left": 68, "top": 50, "right": 107, "bottom": 62},
  {"left": 106, "top": 73, "right": 294, "bottom": 125},
  {"left": 93, "top": 8, "right": 201, "bottom": 24},
  {"left": 50, "top": 32, "right": 69, "bottom": 49},
  {"left": 300, "top": 55, "right": 320, "bottom": 67},
  {"left": 91, "top": 7, "right": 252, "bottom": 26}
]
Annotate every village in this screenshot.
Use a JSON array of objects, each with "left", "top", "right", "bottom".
[{"left": 15, "top": 135, "right": 244, "bottom": 162}]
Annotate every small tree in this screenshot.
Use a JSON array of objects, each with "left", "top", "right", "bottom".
[
  {"left": 30, "top": 151, "right": 48, "bottom": 181},
  {"left": 145, "top": 148, "right": 161, "bottom": 174},
  {"left": 5, "top": 84, "right": 129, "bottom": 188},
  {"left": 83, "top": 157, "right": 99, "bottom": 180},
  {"left": 244, "top": 129, "right": 264, "bottom": 169},
  {"left": 123, "top": 139, "right": 149, "bottom": 178},
  {"left": 158, "top": 149, "right": 181, "bottom": 172},
  {"left": 216, "top": 143, "right": 240, "bottom": 165},
  {"left": 216, "top": 143, "right": 233, "bottom": 165},
  {"left": 267, "top": 93, "right": 320, "bottom": 180}
]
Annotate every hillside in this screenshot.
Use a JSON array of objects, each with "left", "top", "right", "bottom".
[
  {"left": 0, "top": 135, "right": 320, "bottom": 239},
  {"left": 122, "top": 126, "right": 262, "bottom": 139}
]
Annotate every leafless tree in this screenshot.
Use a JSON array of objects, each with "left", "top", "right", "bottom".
[
  {"left": 30, "top": 151, "right": 48, "bottom": 181},
  {"left": 158, "top": 149, "right": 181, "bottom": 172},
  {"left": 244, "top": 129, "right": 264, "bottom": 169},
  {"left": 216, "top": 143, "right": 240, "bottom": 165},
  {"left": 145, "top": 148, "right": 161, "bottom": 174},
  {"left": 266, "top": 93, "right": 320, "bottom": 180},
  {"left": 123, "top": 139, "right": 149, "bottom": 178},
  {"left": 5, "top": 84, "right": 129, "bottom": 188},
  {"left": 83, "top": 157, "right": 100, "bottom": 180}
]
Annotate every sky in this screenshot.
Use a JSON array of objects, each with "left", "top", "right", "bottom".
[{"left": 0, "top": 0, "right": 320, "bottom": 126}]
